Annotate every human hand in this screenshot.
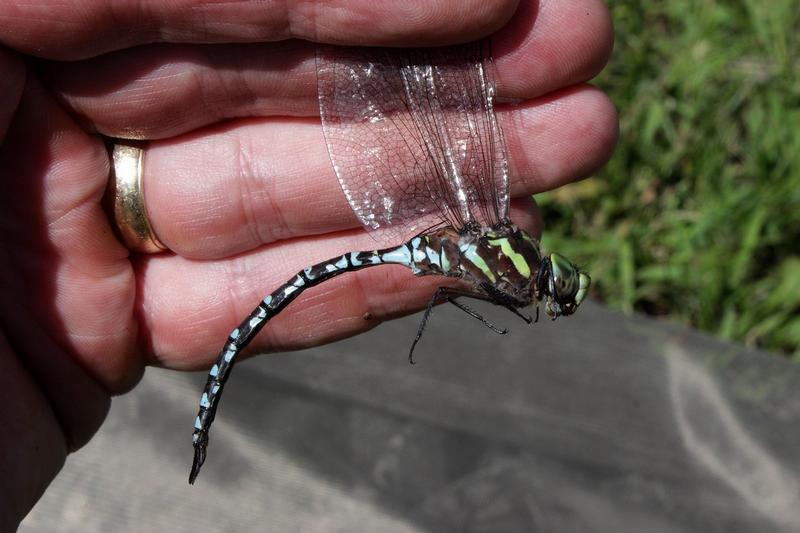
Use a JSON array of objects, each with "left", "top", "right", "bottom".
[{"left": 0, "top": 0, "right": 615, "bottom": 526}]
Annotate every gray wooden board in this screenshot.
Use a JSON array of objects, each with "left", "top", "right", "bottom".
[{"left": 21, "top": 301, "right": 800, "bottom": 532}]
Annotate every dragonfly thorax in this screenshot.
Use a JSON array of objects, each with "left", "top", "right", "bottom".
[
  {"left": 404, "top": 222, "right": 539, "bottom": 306},
  {"left": 402, "top": 221, "right": 590, "bottom": 318}
]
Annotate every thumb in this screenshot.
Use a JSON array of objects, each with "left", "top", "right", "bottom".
[{"left": 0, "top": 47, "right": 25, "bottom": 141}]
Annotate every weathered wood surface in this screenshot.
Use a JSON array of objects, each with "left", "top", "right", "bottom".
[{"left": 22, "top": 300, "right": 800, "bottom": 532}]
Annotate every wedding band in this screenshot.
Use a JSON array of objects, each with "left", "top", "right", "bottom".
[{"left": 110, "top": 142, "right": 168, "bottom": 253}]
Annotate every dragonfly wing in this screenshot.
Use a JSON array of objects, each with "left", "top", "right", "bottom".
[{"left": 317, "top": 42, "right": 510, "bottom": 244}]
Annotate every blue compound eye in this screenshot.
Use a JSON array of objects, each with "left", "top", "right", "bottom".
[{"left": 550, "top": 253, "right": 578, "bottom": 296}]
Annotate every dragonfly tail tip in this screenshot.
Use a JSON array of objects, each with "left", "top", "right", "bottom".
[{"left": 189, "top": 432, "right": 208, "bottom": 485}]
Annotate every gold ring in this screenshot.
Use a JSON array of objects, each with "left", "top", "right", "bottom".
[{"left": 109, "top": 142, "right": 168, "bottom": 254}]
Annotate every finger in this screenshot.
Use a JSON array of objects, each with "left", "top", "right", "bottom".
[
  {"left": 503, "top": 85, "right": 618, "bottom": 196},
  {"left": 143, "top": 84, "right": 616, "bottom": 259},
  {"left": 0, "top": 75, "right": 114, "bottom": 521},
  {"left": 0, "top": 74, "right": 141, "bottom": 392},
  {"left": 0, "top": 0, "right": 517, "bottom": 60},
  {"left": 140, "top": 199, "right": 539, "bottom": 369},
  {"left": 492, "top": 0, "right": 614, "bottom": 99},
  {"left": 43, "top": 0, "right": 613, "bottom": 139}
]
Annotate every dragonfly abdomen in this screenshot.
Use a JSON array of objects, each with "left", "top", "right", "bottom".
[{"left": 190, "top": 240, "right": 449, "bottom": 483}]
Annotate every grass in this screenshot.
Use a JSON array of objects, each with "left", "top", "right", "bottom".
[{"left": 536, "top": 1, "right": 800, "bottom": 357}]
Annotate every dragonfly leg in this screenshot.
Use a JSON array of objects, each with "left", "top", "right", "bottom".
[
  {"left": 501, "top": 304, "right": 533, "bottom": 325},
  {"left": 408, "top": 287, "right": 507, "bottom": 364},
  {"left": 481, "top": 282, "right": 533, "bottom": 324},
  {"left": 447, "top": 298, "right": 508, "bottom": 334}
]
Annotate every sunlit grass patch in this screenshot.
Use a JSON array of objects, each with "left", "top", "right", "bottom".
[{"left": 538, "top": 1, "right": 800, "bottom": 357}]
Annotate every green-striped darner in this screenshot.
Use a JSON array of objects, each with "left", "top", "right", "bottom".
[{"left": 190, "top": 42, "right": 590, "bottom": 484}]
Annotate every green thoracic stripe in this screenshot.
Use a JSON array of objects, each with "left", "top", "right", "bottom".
[
  {"left": 488, "top": 238, "right": 532, "bottom": 278},
  {"left": 463, "top": 244, "right": 496, "bottom": 283}
]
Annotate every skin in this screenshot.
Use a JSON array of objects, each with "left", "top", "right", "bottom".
[{"left": 0, "top": 0, "right": 616, "bottom": 528}]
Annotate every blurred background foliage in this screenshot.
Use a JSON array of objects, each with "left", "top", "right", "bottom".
[{"left": 537, "top": 0, "right": 800, "bottom": 357}]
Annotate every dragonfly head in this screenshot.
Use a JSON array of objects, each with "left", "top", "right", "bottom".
[{"left": 542, "top": 253, "right": 591, "bottom": 318}]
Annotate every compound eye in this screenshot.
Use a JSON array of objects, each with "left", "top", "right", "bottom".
[
  {"left": 574, "top": 273, "right": 591, "bottom": 307},
  {"left": 550, "top": 253, "right": 578, "bottom": 297},
  {"left": 557, "top": 276, "right": 573, "bottom": 294}
]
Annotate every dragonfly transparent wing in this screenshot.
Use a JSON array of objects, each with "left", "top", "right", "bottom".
[{"left": 317, "top": 42, "right": 510, "bottom": 243}]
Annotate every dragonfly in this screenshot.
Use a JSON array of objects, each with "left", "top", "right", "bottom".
[{"left": 189, "top": 41, "right": 590, "bottom": 484}]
